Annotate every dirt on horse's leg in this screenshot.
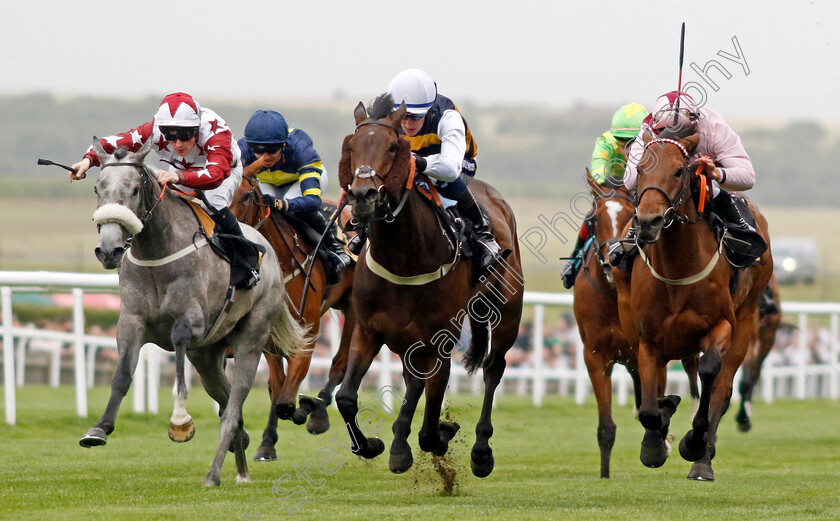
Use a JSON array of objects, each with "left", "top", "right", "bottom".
[
  {"left": 418, "top": 359, "right": 458, "bottom": 457},
  {"left": 334, "top": 328, "right": 384, "bottom": 460}
]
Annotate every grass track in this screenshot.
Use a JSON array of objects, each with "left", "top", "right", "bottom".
[{"left": 1, "top": 386, "right": 839, "bottom": 520}]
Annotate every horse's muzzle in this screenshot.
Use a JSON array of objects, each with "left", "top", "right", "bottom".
[
  {"left": 635, "top": 214, "right": 664, "bottom": 245},
  {"left": 95, "top": 245, "right": 124, "bottom": 270},
  {"left": 348, "top": 186, "right": 378, "bottom": 222},
  {"left": 95, "top": 222, "right": 128, "bottom": 270}
]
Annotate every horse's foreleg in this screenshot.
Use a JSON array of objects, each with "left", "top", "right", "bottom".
[
  {"left": 418, "top": 359, "right": 457, "bottom": 458},
  {"left": 334, "top": 328, "right": 385, "bottom": 460},
  {"left": 679, "top": 320, "right": 730, "bottom": 475},
  {"left": 388, "top": 371, "right": 425, "bottom": 474},
  {"left": 80, "top": 317, "right": 144, "bottom": 447},
  {"left": 585, "top": 349, "right": 616, "bottom": 479},
  {"left": 168, "top": 313, "right": 203, "bottom": 443},
  {"left": 276, "top": 351, "right": 313, "bottom": 424},
  {"left": 255, "top": 352, "right": 285, "bottom": 462},
  {"left": 637, "top": 339, "right": 679, "bottom": 468},
  {"left": 205, "top": 348, "right": 261, "bottom": 487}
]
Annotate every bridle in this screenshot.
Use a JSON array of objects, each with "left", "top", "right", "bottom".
[
  {"left": 348, "top": 119, "right": 412, "bottom": 224},
  {"left": 99, "top": 161, "right": 163, "bottom": 231},
  {"left": 635, "top": 138, "right": 693, "bottom": 228}
]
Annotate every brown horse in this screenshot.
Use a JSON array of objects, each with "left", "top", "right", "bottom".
[
  {"left": 335, "top": 94, "right": 524, "bottom": 477},
  {"left": 735, "top": 273, "right": 782, "bottom": 432},
  {"left": 575, "top": 170, "right": 698, "bottom": 479},
  {"left": 230, "top": 176, "right": 357, "bottom": 461},
  {"left": 614, "top": 130, "right": 773, "bottom": 481}
]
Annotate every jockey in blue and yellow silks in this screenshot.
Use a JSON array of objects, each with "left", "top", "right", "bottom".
[
  {"left": 560, "top": 102, "right": 648, "bottom": 289},
  {"left": 238, "top": 110, "right": 351, "bottom": 284}
]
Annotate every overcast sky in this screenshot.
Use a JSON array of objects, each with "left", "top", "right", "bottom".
[{"left": 1, "top": 1, "right": 837, "bottom": 121}]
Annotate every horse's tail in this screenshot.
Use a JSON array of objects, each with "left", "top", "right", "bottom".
[
  {"left": 462, "top": 317, "right": 489, "bottom": 375},
  {"left": 267, "top": 293, "right": 313, "bottom": 359}
]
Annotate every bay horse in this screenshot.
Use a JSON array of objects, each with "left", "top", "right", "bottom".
[
  {"left": 614, "top": 130, "right": 773, "bottom": 481},
  {"left": 575, "top": 169, "right": 698, "bottom": 479},
  {"left": 230, "top": 176, "right": 356, "bottom": 461},
  {"left": 80, "top": 138, "right": 309, "bottom": 486},
  {"left": 336, "top": 94, "right": 524, "bottom": 477},
  {"left": 735, "top": 273, "right": 782, "bottom": 432}
]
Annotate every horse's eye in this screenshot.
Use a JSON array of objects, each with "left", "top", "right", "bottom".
[
  {"left": 388, "top": 142, "right": 397, "bottom": 153},
  {"left": 674, "top": 168, "right": 683, "bottom": 178},
  {"left": 132, "top": 186, "right": 139, "bottom": 196},
  {"left": 93, "top": 185, "right": 99, "bottom": 195}
]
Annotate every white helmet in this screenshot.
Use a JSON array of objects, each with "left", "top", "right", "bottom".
[
  {"left": 154, "top": 92, "right": 202, "bottom": 127},
  {"left": 388, "top": 68, "right": 437, "bottom": 115}
]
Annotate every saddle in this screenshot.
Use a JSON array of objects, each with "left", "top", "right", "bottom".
[
  {"left": 712, "top": 196, "right": 768, "bottom": 269},
  {"left": 179, "top": 196, "right": 265, "bottom": 290}
]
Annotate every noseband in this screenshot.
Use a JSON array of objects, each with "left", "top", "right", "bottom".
[{"left": 635, "top": 138, "right": 692, "bottom": 227}]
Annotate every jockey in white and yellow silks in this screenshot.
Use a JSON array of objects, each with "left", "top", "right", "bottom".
[
  {"left": 238, "top": 110, "right": 352, "bottom": 284},
  {"left": 348, "top": 68, "right": 502, "bottom": 270},
  {"left": 560, "top": 102, "right": 648, "bottom": 289}
]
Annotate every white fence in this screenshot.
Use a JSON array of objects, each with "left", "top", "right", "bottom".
[{"left": 1, "top": 271, "right": 839, "bottom": 425}]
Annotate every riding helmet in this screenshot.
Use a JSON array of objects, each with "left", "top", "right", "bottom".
[
  {"left": 388, "top": 68, "right": 437, "bottom": 115},
  {"left": 244, "top": 110, "right": 289, "bottom": 144},
  {"left": 154, "top": 92, "right": 202, "bottom": 127}
]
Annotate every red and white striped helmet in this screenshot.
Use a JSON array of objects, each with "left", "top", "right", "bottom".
[{"left": 154, "top": 92, "right": 202, "bottom": 127}]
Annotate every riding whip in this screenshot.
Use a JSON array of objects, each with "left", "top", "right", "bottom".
[
  {"left": 37, "top": 158, "right": 81, "bottom": 177},
  {"left": 298, "top": 197, "right": 350, "bottom": 316},
  {"left": 673, "top": 22, "right": 686, "bottom": 127}
]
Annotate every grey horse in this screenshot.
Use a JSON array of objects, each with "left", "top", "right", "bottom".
[{"left": 79, "top": 138, "right": 309, "bottom": 486}]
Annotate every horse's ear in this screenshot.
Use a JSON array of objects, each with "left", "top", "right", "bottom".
[
  {"left": 389, "top": 102, "right": 407, "bottom": 125},
  {"left": 91, "top": 136, "right": 108, "bottom": 162},
  {"left": 135, "top": 136, "right": 153, "bottom": 161},
  {"left": 585, "top": 167, "right": 599, "bottom": 191},
  {"left": 681, "top": 133, "right": 700, "bottom": 153},
  {"left": 354, "top": 102, "right": 367, "bottom": 125}
]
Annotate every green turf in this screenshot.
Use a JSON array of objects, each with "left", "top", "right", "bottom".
[{"left": 1, "top": 385, "right": 839, "bottom": 520}]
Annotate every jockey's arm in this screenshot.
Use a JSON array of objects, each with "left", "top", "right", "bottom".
[
  {"left": 75, "top": 122, "right": 155, "bottom": 182},
  {"left": 285, "top": 166, "right": 323, "bottom": 213},
  {"left": 623, "top": 130, "right": 646, "bottom": 190},
  {"left": 175, "top": 131, "right": 233, "bottom": 191},
  {"left": 422, "top": 110, "right": 466, "bottom": 183},
  {"left": 706, "top": 119, "right": 756, "bottom": 191}
]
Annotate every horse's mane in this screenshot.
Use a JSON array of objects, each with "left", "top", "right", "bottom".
[{"left": 368, "top": 93, "right": 394, "bottom": 119}]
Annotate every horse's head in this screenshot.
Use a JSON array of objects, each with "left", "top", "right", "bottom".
[
  {"left": 633, "top": 130, "right": 700, "bottom": 244},
  {"left": 90, "top": 137, "right": 155, "bottom": 269},
  {"left": 230, "top": 174, "right": 268, "bottom": 228},
  {"left": 338, "top": 93, "right": 411, "bottom": 223}
]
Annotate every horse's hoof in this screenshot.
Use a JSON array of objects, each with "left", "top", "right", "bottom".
[
  {"left": 735, "top": 408, "right": 752, "bottom": 432},
  {"left": 229, "top": 430, "right": 250, "bottom": 454},
  {"left": 298, "top": 394, "right": 325, "bottom": 413},
  {"left": 640, "top": 429, "right": 668, "bottom": 468},
  {"left": 360, "top": 437, "right": 385, "bottom": 459},
  {"left": 275, "top": 402, "right": 295, "bottom": 421},
  {"left": 235, "top": 474, "right": 252, "bottom": 484},
  {"left": 168, "top": 420, "right": 195, "bottom": 443},
  {"left": 470, "top": 449, "right": 495, "bottom": 478},
  {"left": 687, "top": 461, "right": 715, "bottom": 481},
  {"left": 306, "top": 406, "right": 331, "bottom": 435},
  {"left": 79, "top": 427, "right": 108, "bottom": 447},
  {"left": 659, "top": 395, "right": 681, "bottom": 418},
  {"left": 291, "top": 407, "right": 308, "bottom": 425},
  {"left": 389, "top": 451, "right": 414, "bottom": 473},
  {"left": 203, "top": 474, "right": 221, "bottom": 487},
  {"left": 679, "top": 430, "right": 707, "bottom": 462},
  {"left": 430, "top": 422, "right": 461, "bottom": 456},
  {"left": 253, "top": 444, "right": 277, "bottom": 462}
]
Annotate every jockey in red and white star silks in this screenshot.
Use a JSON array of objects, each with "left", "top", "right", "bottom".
[{"left": 79, "top": 92, "right": 243, "bottom": 212}]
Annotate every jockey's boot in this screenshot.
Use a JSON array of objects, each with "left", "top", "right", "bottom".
[
  {"left": 561, "top": 235, "right": 586, "bottom": 289},
  {"left": 714, "top": 189, "right": 757, "bottom": 233},
  {"left": 297, "top": 210, "right": 353, "bottom": 285},
  {"left": 759, "top": 283, "right": 779, "bottom": 316},
  {"left": 607, "top": 225, "right": 637, "bottom": 269},
  {"left": 456, "top": 188, "right": 502, "bottom": 270},
  {"left": 213, "top": 206, "right": 260, "bottom": 289},
  {"left": 347, "top": 226, "right": 367, "bottom": 256}
]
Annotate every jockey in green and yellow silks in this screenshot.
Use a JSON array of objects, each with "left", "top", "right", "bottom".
[{"left": 560, "top": 103, "right": 648, "bottom": 289}]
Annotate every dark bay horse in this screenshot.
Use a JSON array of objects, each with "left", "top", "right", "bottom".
[
  {"left": 735, "top": 273, "right": 782, "bottom": 432},
  {"left": 575, "top": 170, "right": 698, "bottom": 479},
  {"left": 614, "top": 131, "right": 773, "bottom": 481},
  {"left": 81, "top": 139, "right": 309, "bottom": 486},
  {"left": 231, "top": 176, "right": 356, "bottom": 461},
  {"left": 336, "top": 95, "right": 524, "bottom": 477}
]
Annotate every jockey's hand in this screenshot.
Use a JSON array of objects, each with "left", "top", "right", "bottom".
[
  {"left": 261, "top": 193, "right": 288, "bottom": 212},
  {"left": 155, "top": 170, "right": 180, "bottom": 186},
  {"left": 412, "top": 153, "right": 427, "bottom": 173},
  {"left": 243, "top": 156, "right": 265, "bottom": 179},
  {"left": 69, "top": 158, "right": 91, "bottom": 182},
  {"left": 691, "top": 156, "right": 722, "bottom": 183}
]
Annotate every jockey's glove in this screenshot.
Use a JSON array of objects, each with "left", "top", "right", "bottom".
[
  {"left": 261, "top": 193, "right": 288, "bottom": 212},
  {"left": 413, "top": 154, "right": 427, "bottom": 173}
]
